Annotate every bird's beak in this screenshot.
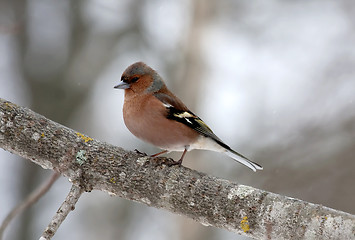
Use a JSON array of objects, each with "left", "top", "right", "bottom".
[{"left": 114, "top": 81, "right": 130, "bottom": 89}]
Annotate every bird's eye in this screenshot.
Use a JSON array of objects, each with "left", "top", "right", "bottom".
[{"left": 131, "top": 76, "right": 139, "bottom": 83}]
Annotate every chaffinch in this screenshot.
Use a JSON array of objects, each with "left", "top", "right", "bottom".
[{"left": 114, "top": 62, "right": 262, "bottom": 172}]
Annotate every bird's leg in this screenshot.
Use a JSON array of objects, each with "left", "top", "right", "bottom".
[
  {"left": 169, "top": 147, "right": 188, "bottom": 166},
  {"left": 177, "top": 148, "right": 187, "bottom": 164},
  {"left": 151, "top": 150, "right": 168, "bottom": 157}
]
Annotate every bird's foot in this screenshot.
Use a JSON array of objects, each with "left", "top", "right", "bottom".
[
  {"left": 165, "top": 158, "right": 183, "bottom": 167},
  {"left": 134, "top": 149, "right": 147, "bottom": 156},
  {"left": 150, "top": 156, "right": 182, "bottom": 167}
]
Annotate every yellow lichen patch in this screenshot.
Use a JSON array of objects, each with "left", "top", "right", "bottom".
[
  {"left": 4, "top": 101, "right": 16, "bottom": 110},
  {"left": 109, "top": 177, "right": 116, "bottom": 184},
  {"left": 76, "top": 132, "right": 93, "bottom": 143},
  {"left": 41, "top": 132, "right": 45, "bottom": 138},
  {"left": 5, "top": 102, "right": 11, "bottom": 108},
  {"left": 240, "top": 216, "right": 250, "bottom": 232}
]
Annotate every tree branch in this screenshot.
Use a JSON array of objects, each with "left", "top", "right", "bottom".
[
  {"left": 0, "top": 98, "right": 354, "bottom": 239},
  {"left": 40, "top": 184, "right": 83, "bottom": 240}
]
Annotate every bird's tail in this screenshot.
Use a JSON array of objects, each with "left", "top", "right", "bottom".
[{"left": 225, "top": 149, "right": 263, "bottom": 172}]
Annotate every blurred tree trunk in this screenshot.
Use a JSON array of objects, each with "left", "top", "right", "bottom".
[
  {"left": 170, "top": 1, "right": 219, "bottom": 239},
  {"left": 170, "top": 0, "right": 214, "bottom": 111}
]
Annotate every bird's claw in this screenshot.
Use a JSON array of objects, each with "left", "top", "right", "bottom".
[
  {"left": 134, "top": 149, "right": 147, "bottom": 156},
  {"left": 165, "top": 158, "right": 183, "bottom": 167}
]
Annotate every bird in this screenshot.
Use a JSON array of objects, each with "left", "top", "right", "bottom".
[{"left": 114, "top": 62, "right": 262, "bottom": 172}]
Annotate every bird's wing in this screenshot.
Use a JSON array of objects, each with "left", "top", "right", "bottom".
[
  {"left": 154, "top": 92, "right": 263, "bottom": 171},
  {"left": 153, "top": 92, "right": 229, "bottom": 149}
]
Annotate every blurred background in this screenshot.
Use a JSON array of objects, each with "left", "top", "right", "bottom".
[{"left": 1, "top": 0, "right": 355, "bottom": 239}]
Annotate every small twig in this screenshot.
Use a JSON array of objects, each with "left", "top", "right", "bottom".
[
  {"left": 40, "top": 184, "right": 83, "bottom": 240},
  {"left": 0, "top": 172, "right": 60, "bottom": 240}
]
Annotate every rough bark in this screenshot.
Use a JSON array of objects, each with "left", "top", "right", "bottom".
[{"left": 0, "top": 98, "right": 354, "bottom": 240}]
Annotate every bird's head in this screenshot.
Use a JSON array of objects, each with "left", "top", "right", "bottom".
[{"left": 114, "top": 62, "right": 166, "bottom": 94}]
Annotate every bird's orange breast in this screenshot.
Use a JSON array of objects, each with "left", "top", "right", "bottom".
[{"left": 122, "top": 90, "right": 199, "bottom": 151}]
